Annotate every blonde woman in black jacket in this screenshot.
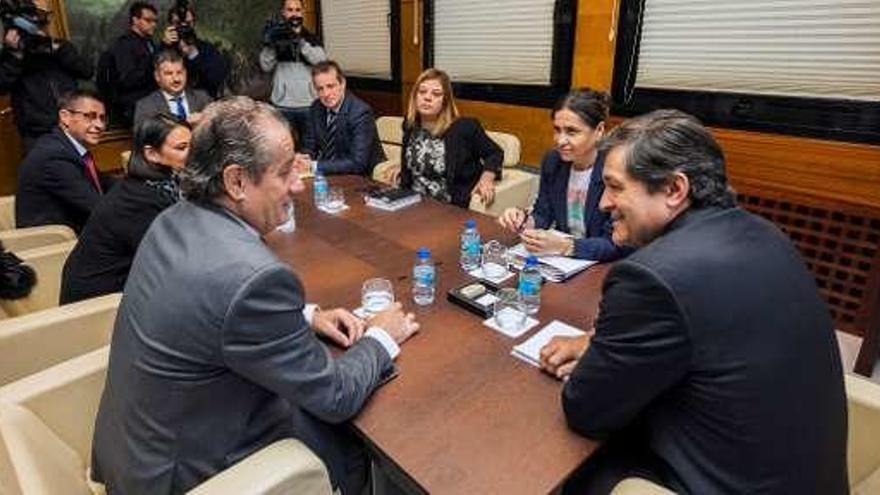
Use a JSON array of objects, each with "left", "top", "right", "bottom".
[{"left": 396, "top": 68, "right": 503, "bottom": 208}]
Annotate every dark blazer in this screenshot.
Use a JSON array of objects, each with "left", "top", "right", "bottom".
[
  {"left": 133, "top": 88, "right": 213, "bottom": 128},
  {"left": 91, "top": 200, "right": 393, "bottom": 494},
  {"left": 563, "top": 207, "right": 848, "bottom": 494},
  {"left": 531, "top": 150, "right": 627, "bottom": 261},
  {"left": 15, "top": 128, "right": 112, "bottom": 233},
  {"left": 399, "top": 117, "right": 503, "bottom": 208},
  {"left": 302, "top": 91, "right": 385, "bottom": 175},
  {"left": 60, "top": 177, "right": 176, "bottom": 304},
  {"left": 104, "top": 31, "right": 157, "bottom": 125}
]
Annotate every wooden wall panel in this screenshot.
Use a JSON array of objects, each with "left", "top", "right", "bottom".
[
  {"left": 571, "top": 0, "right": 617, "bottom": 90},
  {"left": 718, "top": 129, "right": 880, "bottom": 211},
  {"left": 0, "top": 96, "right": 22, "bottom": 196}
]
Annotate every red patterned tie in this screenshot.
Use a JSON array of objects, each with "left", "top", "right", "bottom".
[{"left": 83, "top": 151, "right": 103, "bottom": 194}]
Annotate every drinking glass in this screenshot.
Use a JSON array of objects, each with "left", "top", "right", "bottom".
[
  {"left": 361, "top": 278, "right": 394, "bottom": 315},
  {"left": 481, "top": 240, "right": 508, "bottom": 279},
  {"left": 493, "top": 288, "right": 526, "bottom": 332},
  {"left": 326, "top": 187, "right": 345, "bottom": 211}
]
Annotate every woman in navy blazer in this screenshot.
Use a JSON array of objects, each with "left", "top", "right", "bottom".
[{"left": 499, "top": 89, "right": 628, "bottom": 262}]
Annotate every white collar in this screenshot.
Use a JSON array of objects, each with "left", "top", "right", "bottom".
[{"left": 62, "top": 129, "right": 88, "bottom": 157}]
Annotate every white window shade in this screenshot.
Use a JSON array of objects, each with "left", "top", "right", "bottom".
[
  {"left": 434, "top": 0, "right": 556, "bottom": 85},
  {"left": 635, "top": 0, "right": 880, "bottom": 101},
  {"left": 321, "top": 0, "right": 392, "bottom": 80}
]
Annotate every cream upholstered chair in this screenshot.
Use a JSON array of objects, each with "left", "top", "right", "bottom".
[
  {"left": 0, "top": 347, "right": 334, "bottom": 495},
  {"left": 0, "top": 293, "right": 120, "bottom": 387},
  {"left": 0, "top": 225, "right": 76, "bottom": 252},
  {"left": 0, "top": 240, "right": 77, "bottom": 318},
  {"left": 372, "top": 116, "right": 537, "bottom": 217},
  {"left": 609, "top": 373, "right": 880, "bottom": 494},
  {"left": 0, "top": 196, "right": 14, "bottom": 231}
]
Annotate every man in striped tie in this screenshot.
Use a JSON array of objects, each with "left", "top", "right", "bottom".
[{"left": 298, "top": 61, "right": 386, "bottom": 176}]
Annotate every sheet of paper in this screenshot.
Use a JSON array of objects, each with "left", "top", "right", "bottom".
[
  {"left": 468, "top": 267, "right": 515, "bottom": 285},
  {"left": 511, "top": 320, "right": 586, "bottom": 367},
  {"left": 483, "top": 310, "right": 540, "bottom": 338}
]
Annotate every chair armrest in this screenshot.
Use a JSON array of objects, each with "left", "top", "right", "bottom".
[
  {"left": 187, "top": 439, "right": 333, "bottom": 495},
  {"left": 469, "top": 169, "right": 537, "bottom": 218},
  {"left": 847, "top": 373, "right": 880, "bottom": 486},
  {"left": 0, "top": 225, "right": 76, "bottom": 252},
  {"left": 372, "top": 159, "right": 401, "bottom": 185},
  {"left": 610, "top": 477, "right": 676, "bottom": 494}
]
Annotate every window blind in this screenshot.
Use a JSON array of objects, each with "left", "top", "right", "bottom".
[
  {"left": 434, "top": 0, "right": 556, "bottom": 85},
  {"left": 634, "top": 0, "right": 880, "bottom": 101},
  {"left": 321, "top": 0, "right": 392, "bottom": 80}
]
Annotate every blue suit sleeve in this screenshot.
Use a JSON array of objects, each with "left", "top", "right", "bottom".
[
  {"left": 317, "top": 103, "right": 378, "bottom": 175},
  {"left": 531, "top": 153, "right": 558, "bottom": 229}
]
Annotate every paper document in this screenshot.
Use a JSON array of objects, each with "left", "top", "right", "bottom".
[
  {"left": 509, "top": 244, "right": 597, "bottom": 282},
  {"left": 511, "top": 320, "right": 586, "bottom": 367}
]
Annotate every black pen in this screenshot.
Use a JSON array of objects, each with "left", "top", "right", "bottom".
[{"left": 516, "top": 207, "right": 532, "bottom": 233}]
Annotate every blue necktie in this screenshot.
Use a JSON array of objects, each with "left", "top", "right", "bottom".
[{"left": 173, "top": 96, "right": 187, "bottom": 121}]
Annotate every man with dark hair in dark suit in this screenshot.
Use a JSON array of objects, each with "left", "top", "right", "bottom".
[
  {"left": 16, "top": 90, "right": 113, "bottom": 233},
  {"left": 297, "top": 60, "right": 385, "bottom": 176},
  {"left": 540, "top": 109, "right": 848, "bottom": 494},
  {"left": 98, "top": 1, "right": 159, "bottom": 126}
]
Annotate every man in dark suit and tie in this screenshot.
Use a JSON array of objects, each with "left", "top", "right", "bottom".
[
  {"left": 539, "top": 110, "right": 848, "bottom": 494},
  {"left": 298, "top": 60, "right": 385, "bottom": 176},
  {"left": 91, "top": 97, "right": 419, "bottom": 495},
  {"left": 133, "top": 49, "right": 212, "bottom": 129},
  {"left": 16, "top": 89, "right": 112, "bottom": 233}
]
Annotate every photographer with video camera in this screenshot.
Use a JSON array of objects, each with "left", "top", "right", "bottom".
[
  {"left": 259, "top": 0, "right": 326, "bottom": 146},
  {"left": 160, "top": 1, "right": 228, "bottom": 98},
  {"left": 0, "top": 0, "right": 92, "bottom": 152}
]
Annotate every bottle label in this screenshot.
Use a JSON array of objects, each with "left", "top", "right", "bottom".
[
  {"left": 518, "top": 277, "right": 539, "bottom": 296},
  {"left": 415, "top": 267, "right": 435, "bottom": 285}
]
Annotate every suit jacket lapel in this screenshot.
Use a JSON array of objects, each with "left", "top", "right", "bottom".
[
  {"left": 583, "top": 153, "right": 606, "bottom": 234},
  {"left": 556, "top": 161, "right": 571, "bottom": 232}
]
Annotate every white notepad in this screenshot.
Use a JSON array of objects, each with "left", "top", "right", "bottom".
[
  {"left": 508, "top": 244, "right": 597, "bottom": 282},
  {"left": 511, "top": 320, "right": 586, "bottom": 367}
]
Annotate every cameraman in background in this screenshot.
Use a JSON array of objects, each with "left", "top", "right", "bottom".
[
  {"left": 161, "top": 1, "right": 228, "bottom": 98},
  {"left": 0, "top": 0, "right": 92, "bottom": 152},
  {"left": 259, "top": 0, "right": 326, "bottom": 146}
]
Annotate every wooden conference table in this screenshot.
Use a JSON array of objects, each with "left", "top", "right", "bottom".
[{"left": 267, "top": 176, "right": 608, "bottom": 494}]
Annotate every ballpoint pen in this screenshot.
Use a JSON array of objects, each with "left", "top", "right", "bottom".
[{"left": 515, "top": 207, "right": 532, "bottom": 233}]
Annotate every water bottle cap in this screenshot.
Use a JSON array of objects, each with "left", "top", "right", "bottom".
[
  {"left": 526, "top": 255, "right": 539, "bottom": 266},
  {"left": 417, "top": 247, "right": 431, "bottom": 259},
  {"left": 465, "top": 219, "right": 476, "bottom": 228}
]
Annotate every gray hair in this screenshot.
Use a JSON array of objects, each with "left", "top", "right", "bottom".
[
  {"left": 598, "top": 109, "right": 736, "bottom": 209},
  {"left": 180, "top": 96, "right": 289, "bottom": 203}
]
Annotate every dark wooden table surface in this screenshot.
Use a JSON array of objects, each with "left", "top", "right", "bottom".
[{"left": 267, "top": 176, "right": 607, "bottom": 494}]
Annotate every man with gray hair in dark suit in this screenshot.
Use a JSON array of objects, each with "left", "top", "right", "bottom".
[{"left": 91, "top": 96, "right": 418, "bottom": 495}]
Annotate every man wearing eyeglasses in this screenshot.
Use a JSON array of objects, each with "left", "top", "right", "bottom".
[
  {"left": 0, "top": 0, "right": 93, "bottom": 153},
  {"left": 16, "top": 89, "right": 113, "bottom": 233},
  {"left": 97, "top": 1, "right": 159, "bottom": 127}
]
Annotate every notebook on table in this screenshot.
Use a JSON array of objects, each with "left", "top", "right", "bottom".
[
  {"left": 365, "top": 188, "right": 422, "bottom": 211},
  {"left": 511, "top": 320, "right": 586, "bottom": 367},
  {"left": 508, "top": 243, "right": 597, "bottom": 282}
]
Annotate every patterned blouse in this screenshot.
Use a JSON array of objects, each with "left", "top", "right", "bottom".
[{"left": 404, "top": 127, "right": 450, "bottom": 203}]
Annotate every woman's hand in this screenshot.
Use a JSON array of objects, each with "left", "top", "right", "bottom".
[
  {"left": 521, "top": 229, "right": 574, "bottom": 256},
  {"left": 499, "top": 208, "right": 525, "bottom": 232},
  {"left": 471, "top": 171, "right": 496, "bottom": 205}
]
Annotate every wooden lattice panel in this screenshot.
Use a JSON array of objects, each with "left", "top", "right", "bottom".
[{"left": 738, "top": 192, "right": 880, "bottom": 336}]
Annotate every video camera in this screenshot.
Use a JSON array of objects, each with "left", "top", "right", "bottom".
[
  {"left": 0, "top": 0, "right": 53, "bottom": 55},
  {"left": 169, "top": 0, "right": 197, "bottom": 45},
  {"left": 262, "top": 14, "right": 303, "bottom": 62}
]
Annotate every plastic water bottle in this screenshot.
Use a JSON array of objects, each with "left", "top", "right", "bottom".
[
  {"left": 313, "top": 172, "right": 328, "bottom": 208},
  {"left": 460, "top": 219, "right": 481, "bottom": 271},
  {"left": 412, "top": 247, "right": 435, "bottom": 305},
  {"left": 518, "top": 255, "right": 542, "bottom": 314}
]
